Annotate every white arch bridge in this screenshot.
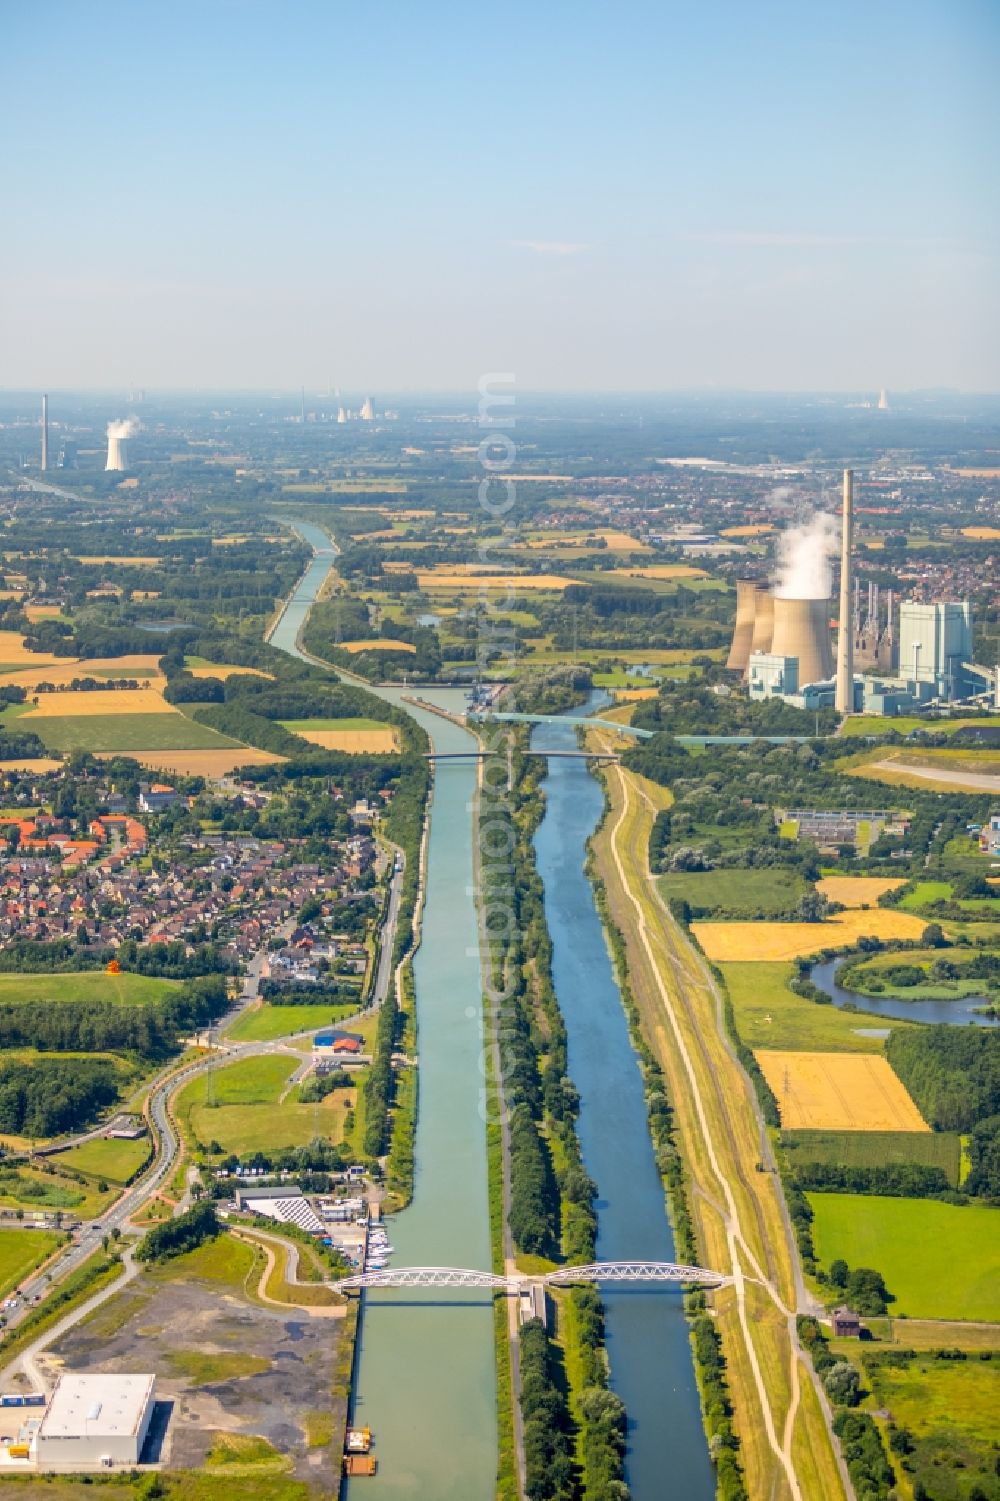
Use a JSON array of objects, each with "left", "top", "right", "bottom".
[{"left": 332, "top": 1261, "right": 728, "bottom": 1293}]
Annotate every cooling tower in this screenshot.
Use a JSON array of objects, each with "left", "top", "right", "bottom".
[
  {"left": 106, "top": 434, "right": 127, "bottom": 471},
  {"left": 727, "top": 579, "right": 759, "bottom": 673},
  {"left": 770, "top": 597, "right": 834, "bottom": 688},
  {"left": 750, "top": 586, "right": 774, "bottom": 655}
]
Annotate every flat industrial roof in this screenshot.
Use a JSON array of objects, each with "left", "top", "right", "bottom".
[{"left": 37, "top": 1373, "right": 155, "bottom": 1440}]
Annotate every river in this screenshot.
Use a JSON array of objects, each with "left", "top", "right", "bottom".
[
  {"left": 269, "top": 521, "right": 497, "bottom": 1500},
  {"left": 531, "top": 697, "right": 714, "bottom": 1500}
]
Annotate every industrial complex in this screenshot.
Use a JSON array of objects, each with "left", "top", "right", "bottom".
[{"left": 730, "top": 467, "right": 998, "bottom": 716}]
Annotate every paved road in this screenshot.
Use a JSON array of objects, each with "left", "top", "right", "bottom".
[{"left": 371, "top": 847, "right": 404, "bottom": 1009}]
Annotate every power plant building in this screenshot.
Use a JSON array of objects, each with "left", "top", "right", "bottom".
[
  {"left": 897, "top": 602, "right": 973, "bottom": 700},
  {"left": 31, "top": 1373, "right": 156, "bottom": 1468}
]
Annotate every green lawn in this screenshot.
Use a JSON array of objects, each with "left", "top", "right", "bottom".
[
  {"left": 899, "top": 880, "right": 953, "bottom": 909},
  {"left": 226, "top": 1000, "right": 357, "bottom": 1043},
  {"left": 722, "top": 960, "right": 908, "bottom": 1053},
  {"left": 0, "top": 971, "right": 178, "bottom": 1005},
  {"left": 0, "top": 1228, "right": 61, "bottom": 1297},
  {"left": 808, "top": 1193, "right": 1000, "bottom": 1320},
  {"left": 782, "top": 1129, "right": 961, "bottom": 1183},
  {"left": 658, "top": 867, "right": 806, "bottom": 916},
  {"left": 56, "top": 1135, "right": 152, "bottom": 1185},
  {"left": 176, "top": 1054, "right": 344, "bottom": 1155},
  {"left": 26, "top": 712, "right": 243, "bottom": 753}
]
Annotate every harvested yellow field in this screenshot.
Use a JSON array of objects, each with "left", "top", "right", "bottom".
[
  {"left": 96, "top": 748, "right": 285, "bottom": 777},
  {"left": 816, "top": 876, "right": 907, "bottom": 908},
  {"left": 24, "top": 605, "right": 61, "bottom": 621},
  {"left": 340, "top": 639, "right": 417, "bottom": 654},
  {"left": 27, "top": 687, "right": 176, "bottom": 718},
  {"left": 692, "top": 907, "right": 926, "bottom": 962},
  {"left": 415, "top": 571, "right": 577, "bottom": 591},
  {"left": 721, "top": 524, "right": 775, "bottom": 537},
  {"left": 518, "top": 529, "right": 650, "bottom": 553},
  {"left": 755, "top": 1050, "right": 929, "bottom": 1132},
  {"left": 187, "top": 664, "right": 273, "bottom": 680},
  {"left": 76, "top": 556, "right": 161, "bottom": 566},
  {"left": 0, "top": 758, "right": 63, "bottom": 773},
  {"left": 291, "top": 728, "right": 398, "bottom": 753},
  {"left": 0, "top": 660, "right": 164, "bottom": 693},
  {"left": 623, "top": 564, "right": 708, "bottom": 579},
  {"left": 613, "top": 688, "right": 659, "bottom": 702},
  {"left": 0, "top": 632, "right": 63, "bottom": 667}
]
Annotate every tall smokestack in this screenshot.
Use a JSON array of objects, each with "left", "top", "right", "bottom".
[
  {"left": 835, "top": 468, "right": 854, "bottom": 713},
  {"left": 41, "top": 395, "right": 48, "bottom": 472}
]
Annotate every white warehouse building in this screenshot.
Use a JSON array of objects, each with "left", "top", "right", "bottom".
[{"left": 32, "top": 1373, "right": 156, "bottom": 1469}]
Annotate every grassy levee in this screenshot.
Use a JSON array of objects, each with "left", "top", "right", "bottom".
[{"left": 589, "top": 747, "right": 846, "bottom": 1501}]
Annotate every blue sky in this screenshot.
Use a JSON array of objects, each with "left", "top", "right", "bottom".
[{"left": 1, "top": 0, "right": 997, "bottom": 391}]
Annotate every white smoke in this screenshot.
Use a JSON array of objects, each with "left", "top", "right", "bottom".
[
  {"left": 106, "top": 418, "right": 140, "bottom": 439},
  {"left": 767, "top": 485, "right": 795, "bottom": 509},
  {"left": 773, "top": 512, "right": 839, "bottom": 599}
]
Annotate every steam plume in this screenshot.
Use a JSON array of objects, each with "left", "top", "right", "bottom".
[
  {"left": 773, "top": 512, "right": 839, "bottom": 599},
  {"left": 107, "top": 418, "right": 140, "bottom": 439}
]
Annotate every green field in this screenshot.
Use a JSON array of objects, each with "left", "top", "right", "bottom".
[
  {"left": 56, "top": 1134, "right": 152, "bottom": 1185},
  {"left": 0, "top": 1228, "right": 61, "bottom": 1297},
  {"left": 226, "top": 1000, "right": 357, "bottom": 1043},
  {"left": 26, "top": 712, "right": 243, "bottom": 753},
  {"left": 782, "top": 1129, "right": 961, "bottom": 1183},
  {"left": 842, "top": 946, "right": 998, "bottom": 1001},
  {"left": 176, "top": 1054, "right": 345, "bottom": 1155},
  {"left": 722, "top": 960, "right": 909, "bottom": 1052},
  {"left": 0, "top": 971, "right": 178, "bottom": 1005},
  {"left": 808, "top": 1193, "right": 1000, "bottom": 1320},
  {"left": 658, "top": 867, "right": 806, "bottom": 916},
  {"left": 899, "top": 880, "right": 953, "bottom": 909},
  {"left": 840, "top": 715, "right": 1000, "bottom": 739}
]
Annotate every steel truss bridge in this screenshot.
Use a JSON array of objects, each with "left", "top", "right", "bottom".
[
  {"left": 424, "top": 750, "right": 618, "bottom": 763},
  {"left": 332, "top": 1261, "right": 728, "bottom": 1293}
]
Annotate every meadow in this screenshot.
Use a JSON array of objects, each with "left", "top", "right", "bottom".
[
  {"left": 720, "top": 960, "right": 895, "bottom": 1052},
  {"left": 755, "top": 1050, "right": 927, "bottom": 1132},
  {"left": 176, "top": 1054, "right": 344, "bottom": 1155},
  {"left": 808, "top": 1193, "right": 1000, "bottom": 1320},
  {"left": 226, "top": 999, "right": 357, "bottom": 1043},
  {"left": 840, "top": 715, "right": 1000, "bottom": 739},
  {"left": 658, "top": 866, "right": 805, "bottom": 915},
  {"left": 281, "top": 716, "right": 398, "bottom": 753},
  {"left": 863, "top": 1352, "right": 1000, "bottom": 1499},
  {"left": 0, "top": 1228, "right": 61, "bottom": 1297},
  {"left": 56, "top": 1134, "right": 152, "bottom": 1185},
  {"left": 0, "top": 971, "right": 178, "bottom": 1005}
]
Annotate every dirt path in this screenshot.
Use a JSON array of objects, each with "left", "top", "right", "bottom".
[
  {"left": 868, "top": 758, "right": 1000, "bottom": 792},
  {"left": 230, "top": 1229, "right": 345, "bottom": 1318}
]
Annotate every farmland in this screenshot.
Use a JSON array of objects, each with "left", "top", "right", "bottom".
[
  {"left": 782, "top": 1128, "right": 961, "bottom": 1183},
  {"left": 815, "top": 876, "right": 907, "bottom": 907},
  {"left": 96, "top": 747, "right": 284, "bottom": 777},
  {"left": 755, "top": 1050, "right": 928, "bottom": 1132},
  {"left": 281, "top": 717, "right": 399, "bottom": 753},
  {"left": 692, "top": 906, "right": 927, "bottom": 962},
  {"left": 26, "top": 712, "right": 244, "bottom": 754},
  {"left": 808, "top": 1194, "right": 1000, "bottom": 1320}
]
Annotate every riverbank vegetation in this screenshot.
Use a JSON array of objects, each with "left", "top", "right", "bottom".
[{"left": 480, "top": 735, "right": 628, "bottom": 1499}]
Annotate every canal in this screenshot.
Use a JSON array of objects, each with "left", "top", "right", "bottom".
[
  {"left": 269, "top": 521, "right": 497, "bottom": 1500},
  {"left": 531, "top": 697, "right": 714, "bottom": 1500}
]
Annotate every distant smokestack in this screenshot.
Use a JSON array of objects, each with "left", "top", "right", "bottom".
[
  {"left": 105, "top": 417, "right": 138, "bottom": 472},
  {"left": 41, "top": 395, "right": 48, "bottom": 472},
  {"left": 727, "top": 580, "right": 759, "bottom": 673},
  {"left": 835, "top": 468, "right": 854, "bottom": 713},
  {"left": 750, "top": 586, "right": 774, "bottom": 655},
  {"left": 771, "top": 598, "right": 834, "bottom": 688}
]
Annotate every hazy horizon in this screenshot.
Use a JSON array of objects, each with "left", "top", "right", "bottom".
[{"left": 2, "top": 0, "right": 998, "bottom": 393}]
